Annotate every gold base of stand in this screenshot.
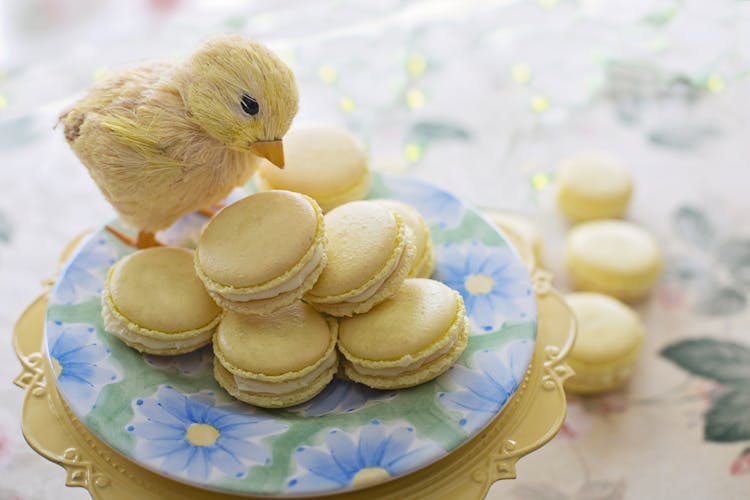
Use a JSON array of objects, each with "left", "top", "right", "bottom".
[{"left": 13, "top": 237, "right": 575, "bottom": 500}]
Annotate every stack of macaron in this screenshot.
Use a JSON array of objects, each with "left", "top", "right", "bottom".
[
  {"left": 480, "top": 154, "right": 661, "bottom": 396},
  {"left": 195, "top": 190, "right": 327, "bottom": 315},
  {"left": 480, "top": 154, "right": 663, "bottom": 395},
  {"left": 101, "top": 125, "right": 468, "bottom": 409},
  {"left": 555, "top": 154, "right": 662, "bottom": 303}
]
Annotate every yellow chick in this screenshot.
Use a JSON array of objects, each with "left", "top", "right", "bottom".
[{"left": 59, "top": 35, "right": 299, "bottom": 247}]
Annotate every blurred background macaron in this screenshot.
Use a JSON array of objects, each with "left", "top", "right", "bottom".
[
  {"left": 337, "top": 278, "right": 468, "bottom": 389},
  {"left": 565, "top": 219, "right": 662, "bottom": 301},
  {"left": 101, "top": 247, "right": 221, "bottom": 355},
  {"left": 564, "top": 292, "right": 645, "bottom": 394},
  {"left": 374, "top": 199, "right": 434, "bottom": 278},
  {"left": 556, "top": 155, "right": 633, "bottom": 222},
  {"left": 213, "top": 302, "right": 338, "bottom": 408},
  {"left": 305, "top": 201, "right": 416, "bottom": 317},
  {"left": 255, "top": 125, "right": 371, "bottom": 212},
  {"left": 195, "top": 190, "right": 326, "bottom": 315},
  {"left": 485, "top": 209, "right": 544, "bottom": 271}
]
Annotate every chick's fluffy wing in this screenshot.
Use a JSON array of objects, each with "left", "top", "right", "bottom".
[{"left": 60, "top": 61, "right": 183, "bottom": 170}]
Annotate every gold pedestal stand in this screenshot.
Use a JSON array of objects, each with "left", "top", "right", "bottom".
[{"left": 14, "top": 235, "right": 575, "bottom": 499}]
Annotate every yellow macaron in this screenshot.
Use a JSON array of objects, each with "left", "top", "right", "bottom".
[
  {"left": 213, "top": 302, "right": 338, "bottom": 408},
  {"left": 195, "top": 190, "right": 327, "bottom": 315},
  {"left": 565, "top": 219, "right": 662, "bottom": 301},
  {"left": 564, "top": 292, "right": 645, "bottom": 394},
  {"left": 101, "top": 247, "right": 222, "bottom": 355},
  {"left": 255, "top": 125, "right": 371, "bottom": 212},
  {"left": 304, "top": 201, "right": 416, "bottom": 317},
  {"left": 557, "top": 155, "right": 633, "bottom": 222},
  {"left": 485, "top": 210, "right": 543, "bottom": 270},
  {"left": 338, "top": 279, "right": 469, "bottom": 389},
  {"left": 374, "top": 199, "right": 434, "bottom": 278}
]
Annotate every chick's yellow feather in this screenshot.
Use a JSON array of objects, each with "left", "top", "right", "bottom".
[{"left": 59, "top": 36, "right": 299, "bottom": 232}]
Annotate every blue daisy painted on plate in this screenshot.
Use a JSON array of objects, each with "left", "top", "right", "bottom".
[
  {"left": 287, "top": 379, "right": 396, "bottom": 417},
  {"left": 143, "top": 345, "right": 213, "bottom": 376},
  {"left": 382, "top": 176, "right": 464, "bottom": 229},
  {"left": 47, "top": 320, "right": 118, "bottom": 415},
  {"left": 434, "top": 242, "right": 535, "bottom": 333},
  {"left": 50, "top": 236, "right": 119, "bottom": 305},
  {"left": 287, "top": 420, "right": 443, "bottom": 493},
  {"left": 439, "top": 339, "right": 534, "bottom": 433},
  {"left": 127, "top": 386, "right": 286, "bottom": 482}
]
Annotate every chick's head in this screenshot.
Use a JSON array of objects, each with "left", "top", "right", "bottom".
[{"left": 179, "top": 35, "right": 299, "bottom": 163}]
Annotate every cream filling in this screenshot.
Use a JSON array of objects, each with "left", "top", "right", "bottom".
[
  {"left": 340, "top": 245, "right": 406, "bottom": 304},
  {"left": 232, "top": 351, "right": 337, "bottom": 395},
  {"left": 222, "top": 244, "right": 324, "bottom": 302},
  {"left": 349, "top": 315, "right": 464, "bottom": 377},
  {"left": 101, "top": 292, "right": 217, "bottom": 350},
  {"left": 120, "top": 329, "right": 213, "bottom": 350}
]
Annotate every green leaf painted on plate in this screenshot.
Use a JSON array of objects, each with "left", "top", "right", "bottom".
[
  {"left": 661, "top": 338, "right": 750, "bottom": 384},
  {"left": 695, "top": 286, "right": 746, "bottom": 316},
  {"left": 365, "top": 172, "right": 392, "bottom": 199},
  {"left": 705, "top": 388, "right": 750, "bottom": 442},
  {"left": 431, "top": 210, "right": 508, "bottom": 246},
  {"left": 718, "top": 238, "right": 750, "bottom": 288},
  {"left": 673, "top": 205, "right": 714, "bottom": 247}
]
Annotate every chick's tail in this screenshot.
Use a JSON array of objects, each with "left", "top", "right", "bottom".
[{"left": 57, "top": 108, "right": 85, "bottom": 144}]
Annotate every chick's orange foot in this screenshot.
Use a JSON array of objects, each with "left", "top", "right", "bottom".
[
  {"left": 198, "top": 204, "right": 225, "bottom": 218},
  {"left": 105, "top": 225, "right": 163, "bottom": 248}
]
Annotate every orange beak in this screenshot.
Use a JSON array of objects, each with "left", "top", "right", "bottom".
[{"left": 250, "top": 140, "right": 285, "bottom": 168}]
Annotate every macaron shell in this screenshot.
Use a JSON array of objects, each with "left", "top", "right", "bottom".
[
  {"left": 565, "top": 220, "right": 662, "bottom": 301},
  {"left": 101, "top": 284, "right": 218, "bottom": 355},
  {"left": 565, "top": 292, "right": 644, "bottom": 364},
  {"left": 308, "top": 201, "right": 400, "bottom": 298},
  {"left": 564, "top": 362, "right": 639, "bottom": 394},
  {"left": 557, "top": 156, "right": 633, "bottom": 221},
  {"left": 101, "top": 305, "right": 213, "bottom": 355},
  {"left": 108, "top": 247, "right": 221, "bottom": 333},
  {"left": 564, "top": 292, "right": 644, "bottom": 394},
  {"left": 338, "top": 278, "right": 458, "bottom": 361},
  {"left": 342, "top": 319, "right": 469, "bottom": 390},
  {"left": 412, "top": 243, "right": 435, "bottom": 278},
  {"left": 214, "top": 303, "right": 335, "bottom": 378},
  {"left": 307, "top": 231, "right": 416, "bottom": 317},
  {"left": 197, "top": 191, "right": 320, "bottom": 288},
  {"left": 207, "top": 252, "right": 327, "bottom": 316},
  {"left": 374, "top": 199, "right": 433, "bottom": 278},
  {"left": 213, "top": 358, "right": 337, "bottom": 408},
  {"left": 256, "top": 126, "right": 370, "bottom": 208},
  {"left": 257, "top": 165, "right": 372, "bottom": 214}
]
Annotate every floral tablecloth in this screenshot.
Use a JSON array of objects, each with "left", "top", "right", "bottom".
[{"left": 1, "top": 1, "right": 749, "bottom": 499}]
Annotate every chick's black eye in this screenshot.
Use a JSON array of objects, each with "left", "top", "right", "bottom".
[{"left": 240, "top": 94, "right": 259, "bottom": 116}]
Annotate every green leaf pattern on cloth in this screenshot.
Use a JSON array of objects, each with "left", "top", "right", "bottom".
[
  {"left": 668, "top": 205, "right": 748, "bottom": 316},
  {"left": 662, "top": 338, "right": 750, "bottom": 443}
]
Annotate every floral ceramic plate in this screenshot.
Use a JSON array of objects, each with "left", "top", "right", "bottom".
[{"left": 44, "top": 173, "right": 537, "bottom": 497}]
